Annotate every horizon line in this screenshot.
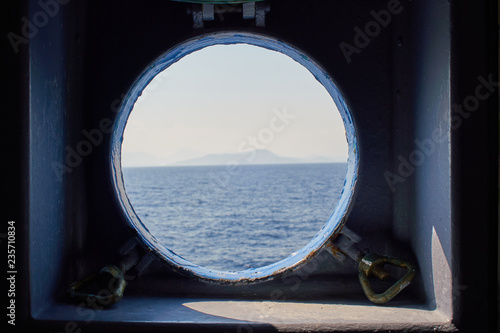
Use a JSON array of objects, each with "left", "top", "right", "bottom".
[{"left": 122, "top": 161, "right": 348, "bottom": 169}]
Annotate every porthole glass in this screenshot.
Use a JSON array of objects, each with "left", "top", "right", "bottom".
[{"left": 111, "top": 32, "right": 358, "bottom": 283}]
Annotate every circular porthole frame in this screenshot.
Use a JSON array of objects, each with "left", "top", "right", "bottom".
[{"left": 110, "top": 31, "right": 359, "bottom": 284}]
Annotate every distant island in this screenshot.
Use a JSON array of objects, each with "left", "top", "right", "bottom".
[
  {"left": 172, "top": 149, "right": 337, "bottom": 166},
  {"left": 122, "top": 149, "right": 346, "bottom": 168}
]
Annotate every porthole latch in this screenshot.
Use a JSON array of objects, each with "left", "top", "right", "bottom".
[
  {"left": 67, "top": 239, "right": 154, "bottom": 307},
  {"left": 358, "top": 253, "right": 417, "bottom": 305},
  {"left": 329, "top": 230, "right": 417, "bottom": 305},
  {"left": 67, "top": 264, "right": 126, "bottom": 307}
]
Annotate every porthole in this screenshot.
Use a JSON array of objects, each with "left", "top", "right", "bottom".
[{"left": 111, "top": 32, "right": 358, "bottom": 283}]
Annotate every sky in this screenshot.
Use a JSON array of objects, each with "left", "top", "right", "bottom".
[{"left": 122, "top": 44, "right": 348, "bottom": 167}]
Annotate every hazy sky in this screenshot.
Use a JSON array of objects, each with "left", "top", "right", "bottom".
[{"left": 122, "top": 44, "right": 348, "bottom": 166}]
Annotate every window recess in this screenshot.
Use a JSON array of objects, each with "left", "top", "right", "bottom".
[{"left": 18, "top": 0, "right": 498, "bottom": 332}]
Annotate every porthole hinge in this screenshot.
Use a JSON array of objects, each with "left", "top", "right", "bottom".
[
  {"left": 328, "top": 229, "right": 417, "bottom": 305},
  {"left": 189, "top": 2, "right": 270, "bottom": 28}
]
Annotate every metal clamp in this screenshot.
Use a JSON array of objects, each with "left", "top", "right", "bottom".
[
  {"left": 329, "top": 229, "right": 417, "bottom": 305},
  {"left": 189, "top": 1, "right": 269, "bottom": 28},
  {"left": 358, "top": 253, "right": 416, "bottom": 305},
  {"left": 67, "top": 265, "right": 126, "bottom": 307},
  {"left": 67, "top": 239, "right": 153, "bottom": 307}
]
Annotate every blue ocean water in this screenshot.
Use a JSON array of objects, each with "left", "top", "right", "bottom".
[{"left": 123, "top": 163, "right": 347, "bottom": 271}]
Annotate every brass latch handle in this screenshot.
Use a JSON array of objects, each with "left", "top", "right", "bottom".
[
  {"left": 67, "top": 265, "right": 126, "bottom": 307},
  {"left": 329, "top": 231, "right": 417, "bottom": 304},
  {"left": 67, "top": 239, "right": 153, "bottom": 307},
  {"left": 358, "top": 253, "right": 416, "bottom": 305}
]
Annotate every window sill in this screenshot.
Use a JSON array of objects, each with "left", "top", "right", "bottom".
[{"left": 35, "top": 296, "right": 454, "bottom": 332}]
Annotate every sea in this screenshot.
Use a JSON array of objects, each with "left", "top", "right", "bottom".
[{"left": 123, "top": 163, "right": 347, "bottom": 271}]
